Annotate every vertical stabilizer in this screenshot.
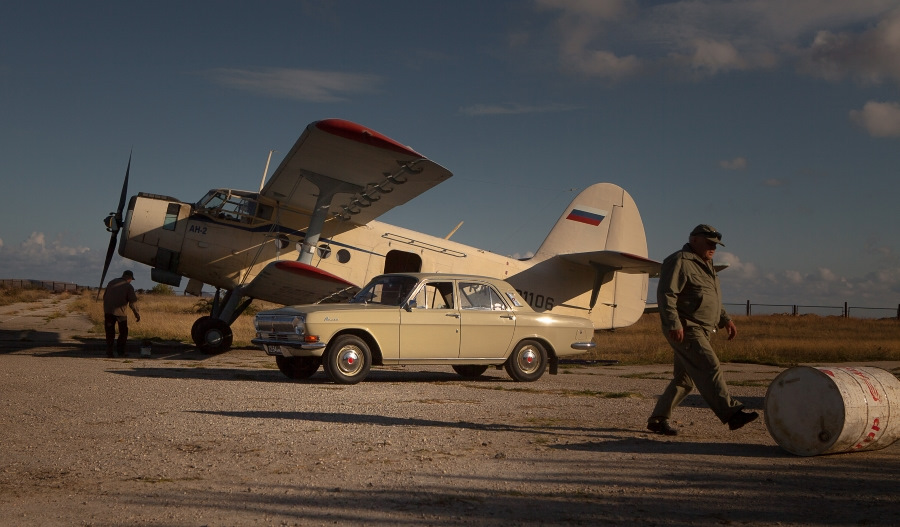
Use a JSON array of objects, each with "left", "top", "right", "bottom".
[
  {"left": 516, "top": 183, "right": 651, "bottom": 329},
  {"left": 535, "top": 183, "right": 648, "bottom": 259}
]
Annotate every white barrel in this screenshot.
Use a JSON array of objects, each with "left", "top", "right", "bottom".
[{"left": 765, "top": 366, "right": 900, "bottom": 456}]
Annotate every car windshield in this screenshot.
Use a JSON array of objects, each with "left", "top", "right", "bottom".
[{"left": 349, "top": 275, "right": 418, "bottom": 306}]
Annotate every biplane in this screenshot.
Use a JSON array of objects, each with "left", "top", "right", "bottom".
[{"left": 100, "top": 119, "right": 659, "bottom": 353}]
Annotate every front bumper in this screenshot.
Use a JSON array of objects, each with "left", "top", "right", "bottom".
[{"left": 251, "top": 338, "right": 327, "bottom": 356}]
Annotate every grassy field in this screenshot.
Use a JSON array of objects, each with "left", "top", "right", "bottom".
[{"left": 6, "top": 287, "right": 899, "bottom": 366}]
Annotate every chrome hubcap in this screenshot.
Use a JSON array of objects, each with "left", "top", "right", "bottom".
[
  {"left": 517, "top": 347, "right": 539, "bottom": 374},
  {"left": 338, "top": 346, "right": 363, "bottom": 376}
]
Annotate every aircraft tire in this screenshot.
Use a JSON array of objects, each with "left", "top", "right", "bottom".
[
  {"left": 191, "top": 316, "right": 214, "bottom": 345},
  {"left": 504, "top": 340, "right": 547, "bottom": 382},
  {"left": 323, "top": 334, "right": 371, "bottom": 385},
  {"left": 197, "top": 318, "right": 233, "bottom": 354},
  {"left": 276, "top": 356, "right": 321, "bottom": 380},
  {"left": 452, "top": 365, "right": 489, "bottom": 378}
]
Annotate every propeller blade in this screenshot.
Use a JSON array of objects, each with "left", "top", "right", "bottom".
[
  {"left": 97, "top": 232, "right": 118, "bottom": 300},
  {"left": 97, "top": 152, "right": 132, "bottom": 299},
  {"left": 117, "top": 151, "right": 131, "bottom": 216}
]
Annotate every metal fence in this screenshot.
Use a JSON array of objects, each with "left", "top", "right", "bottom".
[
  {"left": 725, "top": 301, "right": 900, "bottom": 319},
  {"left": 0, "top": 279, "right": 86, "bottom": 293}
]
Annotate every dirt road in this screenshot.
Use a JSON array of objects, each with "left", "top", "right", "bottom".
[{"left": 1, "top": 298, "right": 899, "bottom": 525}]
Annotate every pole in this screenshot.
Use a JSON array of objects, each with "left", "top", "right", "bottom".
[{"left": 259, "top": 149, "right": 276, "bottom": 192}]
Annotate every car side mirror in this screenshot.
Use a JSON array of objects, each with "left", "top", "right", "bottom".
[{"left": 404, "top": 300, "right": 417, "bottom": 312}]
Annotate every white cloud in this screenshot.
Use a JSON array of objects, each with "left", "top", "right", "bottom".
[
  {"left": 460, "top": 102, "right": 580, "bottom": 116},
  {"left": 204, "top": 68, "right": 382, "bottom": 102},
  {"left": 533, "top": 1, "right": 900, "bottom": 83},
  {"left": 849, "top": 100, "right": 900, "bottom": 137},
  {"left": 796, "top": 7, "right": 900, "bottom": 84},
  {"left": 719, "top": 156, "right": 748, "bottom": 170},
  {"left": 0, "top": 232, "right": 97, "bottom": 285},
  {"left": 717, "top": 255, "right": 900, "bottom": 314}
]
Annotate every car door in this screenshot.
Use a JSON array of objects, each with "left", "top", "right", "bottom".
[
  {"left": 399, "top": 280, "right": 461, "bottom": 359},
  {"left": 457, "top": 281, "right": 516, "bottom": 359}
]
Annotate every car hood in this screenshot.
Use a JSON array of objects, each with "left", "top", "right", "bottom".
[{"left": 257, "top": 303, "right": 399, "bottom": 317}]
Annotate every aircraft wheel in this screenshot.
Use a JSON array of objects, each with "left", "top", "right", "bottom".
[
  {"left": 191, "top": 316, "right": 214, "bottom": 345},
  {"left": 504, "top": 340, "right": 547, "bottom": 382},
  {"left": 198, "top": 318, "right": 233, "bottom": 354},
  {"left": 323, "top": 335, "right": 371, "bottom": 385},
  {"left": 276, "top": 356, "right": 321, "bottom": 380},
  {"left": 452, "top": 365, "right": 489, "bottom": 378}
]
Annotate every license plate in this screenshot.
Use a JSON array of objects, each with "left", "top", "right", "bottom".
[{"left": 265, "top": 345, "right": 283, "bottom": 356}]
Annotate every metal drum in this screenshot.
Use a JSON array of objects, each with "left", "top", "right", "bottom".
[{"left": 765, "top": 366, "right": 900, "bottom": 456}]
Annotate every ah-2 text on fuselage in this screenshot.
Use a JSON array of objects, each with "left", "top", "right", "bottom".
[{"left": 100, "top": 119, "right": 659, "bottom": 353}]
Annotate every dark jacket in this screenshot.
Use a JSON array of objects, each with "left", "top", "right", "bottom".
[
  {"left": 103, "top": 277, "right": 140, "bottom": 319},
  {"left": 657, "top": 244, "right": 730, "bottom": 333}
]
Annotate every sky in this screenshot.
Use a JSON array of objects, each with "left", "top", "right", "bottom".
[{"left": 2, "top": 0, "right": 900, "bottom": 316}]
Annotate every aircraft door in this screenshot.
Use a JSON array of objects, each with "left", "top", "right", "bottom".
[
  {"left": 384, "top": 250, "right": 421, "bottom": 274},
  {"left": 399, "top": 281, "right": 460, "bottom": 359},
  {"left": 457, "top": 281, "right": 515, "bottom": 359}
]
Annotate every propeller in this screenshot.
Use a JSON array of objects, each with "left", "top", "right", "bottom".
[{"left": 97, "top": 152, "right": 131, "bottom": 299}]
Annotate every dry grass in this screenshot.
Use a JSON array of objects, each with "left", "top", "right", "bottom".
[
  {"left": 70, "top": 292, "right": 277, "bottom": 346},
  {"left": 0, "top": 285, "right": 59, "bottom": 306},
  {"left": 48, "top": 290, "right": 900, "bottom": 364},
  {"left": 585, "top": 313, "right": 900, "bottom": 366}
]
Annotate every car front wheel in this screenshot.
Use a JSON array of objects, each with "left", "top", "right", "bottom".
[
  {"left": 504, "top": 340, "right": 547, "bottom": 382},
  {"left": 276, "top": 355, "right": 321, "bottom": 380},
  {"left": 323, "top": 335, "right": 371, "bottom": 384}
]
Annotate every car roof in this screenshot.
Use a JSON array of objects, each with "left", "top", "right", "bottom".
[{"left": 377, "top": 273, "right": 512, "bottom": 284}]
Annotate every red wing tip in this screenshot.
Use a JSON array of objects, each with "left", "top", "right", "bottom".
[{"left": 314, "top": 119, "right": 423, "bottom": 158}]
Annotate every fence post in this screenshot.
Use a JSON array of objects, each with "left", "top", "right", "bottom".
[
  {"left": 746, "top": 300, "right": 750, "bottom": 316},
  {"left": 844, "top": 302, "right": 848, "bottom": 318}
]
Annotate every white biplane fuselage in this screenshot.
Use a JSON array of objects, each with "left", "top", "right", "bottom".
[{"left": 108, "top": 119, "right": 659, "bottom": 353}]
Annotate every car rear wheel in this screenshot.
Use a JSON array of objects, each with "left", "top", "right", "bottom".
[
  {"left": 504, "top": 340, "right": 547, "bottom": 382},
  {"left": 323, "top": 335, "right": 371, "bottom": 384},
  {"left": 276, "top": 356, "right": 321, "bottom": 380},
  {"left": 452, "top": 365, "right": 489, "bottom": 378}
]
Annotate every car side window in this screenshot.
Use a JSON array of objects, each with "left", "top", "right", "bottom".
[
  {"left": 459, "top": 282, "right": 508, "bottom": 311},
  {"left": 411, "top": 281, "right": 454, "bottom": 309}
]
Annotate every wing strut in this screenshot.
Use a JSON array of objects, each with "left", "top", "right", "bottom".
[{"left": 297, "top": 170, "right": 363, "bottom": 265}]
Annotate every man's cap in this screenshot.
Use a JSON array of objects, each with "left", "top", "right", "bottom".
[
  {"left": 690, "top": 224, "right": 725, "bottom": 246},
  {"left": 122, "top": 270, "right": 135, "bottom": 279}
]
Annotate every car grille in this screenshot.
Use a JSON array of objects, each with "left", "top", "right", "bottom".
[{"left": 255, "top": 314, "right": 304, "bottom": 336}]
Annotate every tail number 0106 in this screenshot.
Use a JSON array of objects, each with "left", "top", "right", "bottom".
[{"left": 516, "top": 290, "right": 554, "bottom": 310}]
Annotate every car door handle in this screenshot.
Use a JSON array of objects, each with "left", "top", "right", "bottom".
[
  {"left": 499, "top": 314, "right": 515, "bottom": 320},
  {"left": 446, "top": 313, "right": 460, "bottom": 318}
]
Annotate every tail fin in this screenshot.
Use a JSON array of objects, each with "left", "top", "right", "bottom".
[
  {"left": 535, "top": 183, "right": 648, "bottom": 259},
  {"left": 522, "top": 183, "right": 656, "bottom": 329}
]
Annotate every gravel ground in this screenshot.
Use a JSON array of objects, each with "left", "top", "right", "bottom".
[{"left": 2, "top": 297, "right": 899, "bottom": 526}]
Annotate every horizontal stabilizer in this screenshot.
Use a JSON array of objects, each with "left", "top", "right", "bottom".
[
  {"left": 243, "top": 261, "right": 359, "bottom": 306},
  {"left": 561, "top": 251, "right": 661, "bottom": 277}
]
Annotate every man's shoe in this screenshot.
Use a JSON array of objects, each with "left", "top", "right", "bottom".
[
  {"left": 727, "top": 410, "right": 759, "bottom": 430},
  {"left": 647, "top": 419, "right": 678, "bottom": 436}
]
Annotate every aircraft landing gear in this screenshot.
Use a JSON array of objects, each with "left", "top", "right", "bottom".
[
  {"left": 190, "top": 286, "right": 251, "bottom": 354},
  {"left": 192, "top": 317, "right": 233, "bottom": 354}
]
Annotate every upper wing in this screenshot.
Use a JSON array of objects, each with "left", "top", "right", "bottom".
[
  {"left": 242, "top": 261, "right": 360, "bottom": 306},
  {"left": 261, "top": 119, "right": 452, "bottom": 227},
  {"left": 561, "top": 250, "right": 661, "bottom": 277}
]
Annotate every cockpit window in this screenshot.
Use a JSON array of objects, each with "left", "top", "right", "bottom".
[
  {"left": 197, "top": 190, "right": 267, "bottom": 224},
  {"left": 350, "top": 275, "right": 418, "bottom": 306}
]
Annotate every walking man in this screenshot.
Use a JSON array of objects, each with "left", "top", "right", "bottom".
[
  {"left": 103, "top": 270, "right": 140, "bottom": 357},
  {"left": 647, "top": 225, "right": 758, "bottom": 436}
]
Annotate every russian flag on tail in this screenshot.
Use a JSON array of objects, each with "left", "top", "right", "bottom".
[{"left": 566, "top": 206, "right": 608, "bottom": 226}]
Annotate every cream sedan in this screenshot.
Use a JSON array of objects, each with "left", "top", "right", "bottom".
[{"left": 253, "top": 273, "right": 596, "bottom": 384}]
